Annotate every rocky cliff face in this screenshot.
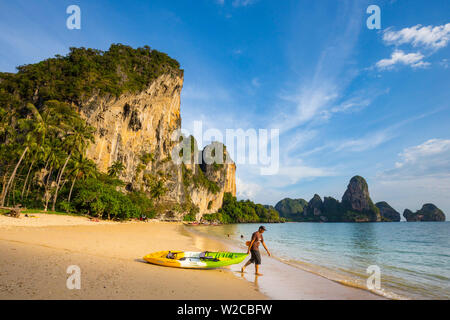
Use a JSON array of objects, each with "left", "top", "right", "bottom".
[
  {"left": 272, "top": 175, "right": 445, "bottom": 223},
  {"left": 274, "top": 198, "right": 308, "bottom": 221},
  {"left": 183, "top": 141, "right": 236, "bottom": 220},
  {"left": 272, "top": 176, "right": 382, "bottom": 222},
  {"left": 376, "top": 201, "right": 401, "bottom": 222},
  {"left": 304, "top": 194, "right": 323, "bottom": 217},
  {"left": 341, "top": 176, "right": 380, "bottom": 222},
  {"left": 77, "top": 73, "right": 236, "bottom": 220},
  {"left": 403, "top": 204, "right": 446, "bottom": 222},
  {"left": 80, "top": 73, "right": 182, "bottom": 184}
]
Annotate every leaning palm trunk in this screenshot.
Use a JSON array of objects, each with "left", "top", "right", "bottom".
[
  {"left": 0, "top": 146, "right": 28, "bottom": 207},
  {"left": 68, "top": 177, "right": 77, "bottom": 204},
  {"left": 21, "top": 160, "right": 35, "bottom": 200},
  {"left": 43, "top": 166, "right": 53, "bottom": 212},
  {"left": 0, "top": 171, "right": 9, "bottom": 205},
  {"left": 11, "top": 178, "right": 17, "bottom": 207},
  {"left": 60, "top": 179, "right": 68, "bottom": 190},
  {"left": 52, "top": 154, "right": 71, "bottom": 211}
]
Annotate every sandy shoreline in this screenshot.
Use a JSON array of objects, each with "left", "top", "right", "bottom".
[
  {"left": 0, "top": 214, "right": 264, "bottom": 299},
  {"left": 0, "top": 213, "right": 383, "bottom": 299}
]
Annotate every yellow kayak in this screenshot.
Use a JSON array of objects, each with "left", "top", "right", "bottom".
[{"left": 143, "top": 250, "right": 248, "bottom": 269}]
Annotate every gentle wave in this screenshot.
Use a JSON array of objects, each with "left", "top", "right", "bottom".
[
  {"left": 274, "top": 256, "right": 407, "bottom": 300},
  {"left": 186, "top": 222, "right": 450, "bottom": 300}
]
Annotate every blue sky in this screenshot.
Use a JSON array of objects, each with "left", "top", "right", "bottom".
[{"left": 1, "top": 0, "right": 449, "bottom": 218}]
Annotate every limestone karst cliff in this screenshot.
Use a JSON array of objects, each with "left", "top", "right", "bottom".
[
  {"left": 403, "top": 204, "right": 446, "bottom": 222},
  {"left": 273, "top": 176, "right": 382, "bottom": 222},
  {"left": 376, "top": 201, "right": 401, "bottom": 222},
  {"left": 274, "top": 198, "right": 308, "bottom": 221},
  {"left": 78, "top": 68, "right": 235, "bottom": 220},
  {"left": 0, "top": 44, "right": 236, "bottom": 221}
]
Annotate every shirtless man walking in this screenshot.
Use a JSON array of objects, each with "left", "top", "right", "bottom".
[{"left": 241, "top": 226, "right": 271, "bottom": 275}]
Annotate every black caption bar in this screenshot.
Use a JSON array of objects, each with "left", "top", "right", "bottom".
[{"left": 1, "top": 300, "right": 449, "bottom": 319}]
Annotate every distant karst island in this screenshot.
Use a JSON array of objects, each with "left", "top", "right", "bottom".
[{"left": 272, "top": 176, "right": 446, "bottom": 222}]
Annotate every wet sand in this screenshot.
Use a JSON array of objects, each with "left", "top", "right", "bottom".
[{"left": 185, "top": 226, "right": 386, "bottom": 300}]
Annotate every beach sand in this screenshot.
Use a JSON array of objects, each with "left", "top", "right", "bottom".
[
  {"left": 0, "top": 213, "right": 383, "bottom": 299},
  {"left": 0, "top": 214, "right": 264, "bottom": 299}
]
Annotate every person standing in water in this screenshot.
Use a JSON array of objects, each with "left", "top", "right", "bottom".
[{"left": 241, "top": 226, "right": 271, "bottom": 275}]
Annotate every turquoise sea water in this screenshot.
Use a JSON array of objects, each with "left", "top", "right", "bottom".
[{"left": 191, "top": 222, "right": 450, "bottom": 300}]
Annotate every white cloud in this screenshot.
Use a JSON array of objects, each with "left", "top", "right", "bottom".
[
  {"left": 236, "top": 177, "right": 262, "bottom": 199},
  {"left": 294, "top": 85, "right": 339, "bottom": 124},
  {"left": 283, "top": 130, "right": 318, "bottom": 154},
  {"left": 272, "top": 4, "right": 371, "bottom": 132},
  {"left": 373, "top": 139, "right": 450, "bottom": 217},
  {"left": 375, "top": 50, "right": 429, "bottom": 70},
  {"left": 375, "top": 23, "right": 450, "bottom": 72},
  {"left": 322, "top": 88, "right": 389, "bottom": 119},
  {"left": 391, "top": 139, "right": 450, "bottom": 174},
  {"left": 275, "top": 83, "right": 339, "bottom": 131},
  {"left": 371, "top": 175, "right": 450, "bottom": 219},
  {"left": 335, "top": 129, "right": 394, "bottom": 152},
  {"left": 383, "top": 23, "right": 450, "bottom": 49},
  {"left": 275, "top": 165, "right": 334, "bottom": 185}
]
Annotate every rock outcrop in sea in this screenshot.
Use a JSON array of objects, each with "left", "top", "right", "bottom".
[
  {"left": 341, "top": 176, "right": 380, "bottom": 222},
  {"left": 274, "top": 198, "right": 308, "bottom": 221},
  {"left": 403, "top": 204, "right": 446, "bottom": 222},
  {"left": 304, "top": 194, "right": 324, "bottom": 217},
  {"left": 273, "top": 175, "right": 446, "bottom": 223},
  {"left": 273, "top": 176, "right": 385, "bottom": 222},
  {"left": 376, "top": 201, "right": 401, "bottom": 222}
]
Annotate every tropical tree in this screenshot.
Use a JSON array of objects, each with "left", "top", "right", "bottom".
[
  {"left": 21, "top": 144, "right": 47, "bottom": 200},
  {"left": 0, "top": 103, "right": 45, "bottom": 207},
  {"left": 43, "top": 149, "right": 61, "bottom": 211},
  {"left": 67, "top": 155, "right": 98, "bottom": 204},
  {"left": 51, "top": 112, "right": 95, "bottom": 211},
  {"left": 150, "top": 179, "right": 167, "bottom": 202},
  {"left": 107, "top": 161, "right": 125, "bottom": 178}
]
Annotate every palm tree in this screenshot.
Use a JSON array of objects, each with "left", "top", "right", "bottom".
[
  {"left": 150, "top": 180, "right": 167, "bottom": 202},
  {"left": 43, "top": 149, "right": 61, "bottom": 211},
  {"left": 0, "top": 104, "right": 44, "bottom": 207},
  {"left": 51, "top": 115, "right": 95, "bottom": 211},
  {"left": 67, "top": 155, "right": 97, "bottom": 204},
  {"left": 108, "top": 161, "right": 125, "bottom": 178}
]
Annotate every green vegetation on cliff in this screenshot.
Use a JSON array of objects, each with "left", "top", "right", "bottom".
[
  {"left": 0, "top": 45, "right": 183, "bottom": 220},
  {"left": 203, "top": 193, "right": 284, "bottom": 224},
  {"left": 403, "top": 204, "right": 446, "bottom": 222},
  {"left": 274, "top": 198, "right": 308, "bottom": 221},
  {"left": 0, "top": 44, "right": 182, "bottom": 108},
  {"left": 272, "top": 176, "right": 384, "bottom": 223},
  {"left": 182, "top": 164, "right": 220, "bottom": 194},
  {"left": 376, "top": 201, "right": 401, "bottom": 222}
]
